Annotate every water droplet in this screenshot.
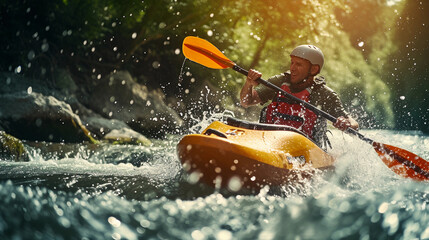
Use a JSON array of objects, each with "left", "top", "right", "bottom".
[
  {"left": 27, "top": 50, "right": 35, "bottom": 60},
  {"left": 216, "top": 230, "right": 232, "bottom": 240},
  {"left": 191, "top": 230, "right": 205, "bottom": 240},
  {"left": 207, "top": 30, "right": 213, "bottom": 36},
  {"left": 41, "top": 43, "right": 49, "bottom": 52},
  {"left": 35, "top": 118, "right": 42, "bottom": 127},
  {"left": 188, "top": 171, "right": 201, "bottom": 184},
  {"left": 152, "top": 61, "right": 160, "bottom": 69},
  {"left": 378, "top": 202, "right": 389, "bottom": 213},
  {"left": 108, "top": 216, "right": 121, "bottom": 227},
  {"left": 132, "top": 32, "right": 137, "bottom": 39},
  {"left": 227, "top": 176, "right": 242, "bottom": 192},
  {"left": 399, "top": 96, "right": 405, "bottom": 100},
  {"left": 15, "top": 66, "right": 22, "bottom": 74},
  {"left": 140, "top": 219, "right": 151, "bottom": 228},
  {"left": 358, "top": 41, "right": 364, "bottom": 47}
]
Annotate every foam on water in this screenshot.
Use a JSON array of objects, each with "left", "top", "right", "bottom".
[{"left": 1, "top": 113, "right": 428, "bottom": 239}]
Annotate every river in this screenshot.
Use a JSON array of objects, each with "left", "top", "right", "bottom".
[{"left": 1, "top": 116, "right": 428, "bottom": 240}]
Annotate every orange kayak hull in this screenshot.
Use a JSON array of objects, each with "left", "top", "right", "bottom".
[{"left": 177, "top": 120, "right": 335, "bottom": 190}]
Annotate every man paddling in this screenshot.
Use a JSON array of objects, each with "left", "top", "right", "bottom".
[{"left": 240, "top": 44, "right": 359, "bottom": 149}]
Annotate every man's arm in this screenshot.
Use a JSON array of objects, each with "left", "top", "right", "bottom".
[
  {"left": 315, "top": 85, "right": 359, "bottom": 131},
  {"left": 240, "top": 69, "right": 262, "bottom": 107}
]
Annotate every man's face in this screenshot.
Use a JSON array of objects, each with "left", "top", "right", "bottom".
[{"left": 290, "top": 56, "right": 312, "bottom": 84}]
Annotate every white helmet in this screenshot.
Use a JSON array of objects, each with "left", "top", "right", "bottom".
[{"left": 290, "top": 45, "right": 324, "bottom": 73}]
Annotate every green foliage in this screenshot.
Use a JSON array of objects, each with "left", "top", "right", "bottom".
[
  {"left": 318, "top": 25, "right": 394, "bottom": 128},
  {"left": 335, "top": 0, "right": 387, "bottom": 56}
]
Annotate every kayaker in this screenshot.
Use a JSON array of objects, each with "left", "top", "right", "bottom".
[{"left": 240, "top": 44, "right": 359, "bottom": 149}]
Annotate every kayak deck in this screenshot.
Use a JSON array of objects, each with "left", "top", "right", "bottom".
[{"left": 177, "top": 117, "right": 335, "bottom": 190}]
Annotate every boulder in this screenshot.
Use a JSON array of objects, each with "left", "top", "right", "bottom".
[
  {"left": 103, "top": 128, "right": 152, "bottom": 146},
  {"left": 64, "top": 98, "right": 152, "bottom": 145},
  {"left": 0, "top": 92, "right": 95, "bottom": 143},
  {"left": 0, "top": 131, "right": 29, "bottom": 162},
  {"left": 81, "top": 115, "right": 131, "bottom": 137},
  {"left": 87, "top": 71, "right": 183, "bottom": 137}
]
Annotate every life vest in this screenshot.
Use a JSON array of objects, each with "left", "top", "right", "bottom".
[{"left": 265, "top": 83, "right": 318, "bottom": 138}]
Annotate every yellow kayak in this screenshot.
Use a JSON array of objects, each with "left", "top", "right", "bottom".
[{"left": 177, "top": 117, "right": 335, "bottom": 190}]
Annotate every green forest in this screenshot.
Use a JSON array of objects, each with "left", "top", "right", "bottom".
[{"left": 1, "top": 0, "right": 428, "bottom": 133}]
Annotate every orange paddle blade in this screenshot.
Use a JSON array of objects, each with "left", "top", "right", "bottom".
[
  {"left": 182, "top": 36, "right": 235, "bottom": 69},
  {"left": 373, "top": 142, "right": 429, "bottom": 181}
]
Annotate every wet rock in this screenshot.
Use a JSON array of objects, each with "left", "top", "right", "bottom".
[
  {"left": 82, "top": 115, "right": 131, "bottom": 137},
  {"left": 103, "top": 128, "right": 152, "bottom": 146},
  {"left": 68, "top": 97, "right": 152, "bottom": 144},
  {"left": 0, "top": 92, "right": 95, "bottom": 143},
  {"left": 87, "top": 71, "right": 183, "bottom": 137},
  {"left": 67, "top": 99, "right": 128, "bottom": 136},
  {"left": 0, "top": 131, "right": 29, "bottom": 162}
]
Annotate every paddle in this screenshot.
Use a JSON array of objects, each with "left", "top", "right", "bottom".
[{"left": 182, "top": 36, "right": 429, "bottom": 181}]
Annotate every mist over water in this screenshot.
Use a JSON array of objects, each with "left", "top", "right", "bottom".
[{"left": 1, "top": 113, "right": 428, "bottom": 240}]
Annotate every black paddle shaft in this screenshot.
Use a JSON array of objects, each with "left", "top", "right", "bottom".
[{"left": 232, "top": 64, "right": 373, "bottom": 144}]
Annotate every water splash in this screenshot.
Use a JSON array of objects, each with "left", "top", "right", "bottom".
[
  {"left": 187, "top": 110, "right": 235, "bottom": 134},
  {"left": 1, "top": 123, "right": 428, "bottom": 239}
]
